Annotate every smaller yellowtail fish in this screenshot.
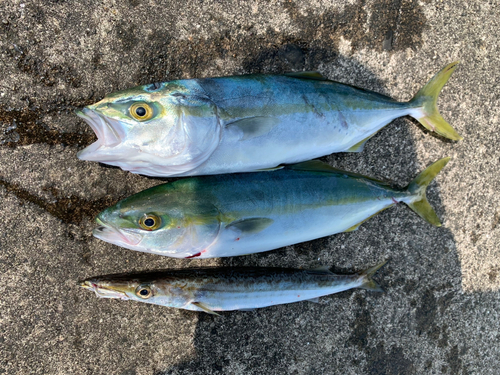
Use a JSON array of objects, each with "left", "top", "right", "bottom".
[
  {"left": 93, "top": 157, "right": 450, "bottom": 258},
  {"left": 77, "top": 63, "right": 461, "bottom": 177},
  {"left": 79, "top": 262, "right": 386, "bottom": 314}
]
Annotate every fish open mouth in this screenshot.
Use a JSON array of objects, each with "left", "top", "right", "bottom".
[
  {"left": 93, "top": 218, "right": 143, "bottom": 248},
  {"left": 76, "top": 108, "right": 124, "bottom": 161}
]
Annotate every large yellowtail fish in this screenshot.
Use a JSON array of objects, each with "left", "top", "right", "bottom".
[
  {"left": 93, "top": 158, "right": 450, "bottom": 258},
  {"left": 77, "top": 63, "right": 461, "bottom": 177},
  {"left": 80, "top": 262, "right": 386, "bottom": 314}
]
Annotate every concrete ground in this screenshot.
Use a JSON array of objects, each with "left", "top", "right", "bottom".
[{"left": 0, "top": 0, "right": 499, "bottom": 374}]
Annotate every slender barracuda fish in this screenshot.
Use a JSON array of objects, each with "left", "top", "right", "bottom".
[
  {"left": 77, "top": 63, "right": 461, "bottom": 177},
  {"left": 80, "top": 262, "right": 386, "bottom": 314},
  {"left": 93, "top": 157, "right": 450, "bottom": 258}
]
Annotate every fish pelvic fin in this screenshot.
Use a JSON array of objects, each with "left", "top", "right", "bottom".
[
  {"left": 409, "top": 62, "right": 462, "bottom": 141},
  {"left": 192, "top": 302, "right": 221, "bottom": 316},
  {"left": 358, "top": 260, "right": 387, "bottom": 292},
  {"left": 406, "top": 157, "right": 451, "bottom": 227}
]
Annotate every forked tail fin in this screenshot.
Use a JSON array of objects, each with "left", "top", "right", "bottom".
[
  {"left": 406, "top": 157, "right": 451, "bottom": 226},
  {"left": 409, "top": 62, "right": 462, "bottom": 141},
  {"left": 358, "top": 261, "right": 387, "bottom": 292}
]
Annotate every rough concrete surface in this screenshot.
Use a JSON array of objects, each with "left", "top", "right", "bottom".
[{"left": 0, "top": 0, "right": 498, "bottom": 374}]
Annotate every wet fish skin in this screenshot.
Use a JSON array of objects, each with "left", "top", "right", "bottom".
[
  {"left": 77, "top": 63, "right": 461, "bottom": 177},
  {"left": 80, "top": 262, "right": 386, "bottom": 313},
  {"left": 93, "top": 158, "right": 450, "bottom": 258}
]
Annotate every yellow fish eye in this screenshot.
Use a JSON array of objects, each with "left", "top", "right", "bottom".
[
  {"left": 139, "top": 214, "right": 161, "bottom": 231},
  {"left": 136, "top": 285, "right": 152, "bottom": 299},
  {"left": 130, "top": 102, "right": 154, "bottom": 121}
]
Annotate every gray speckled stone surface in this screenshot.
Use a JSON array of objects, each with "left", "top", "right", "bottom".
[{"left": 0, "top": 0, "right": 499, "bottom": 374}]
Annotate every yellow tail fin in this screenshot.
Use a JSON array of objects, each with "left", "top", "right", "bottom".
[
  {"left": 409, "top": 62, "right": 462, "bottom": 141},
  {"left": 406, "top": 157, "right": 451, "bottom": 226}
]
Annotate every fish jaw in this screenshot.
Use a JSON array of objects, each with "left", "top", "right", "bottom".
[
  {"left": 76, "top": 107, "right": 132, "bottom": 161},
  {"left": 79, "top": 280, "right": 130, "bottom": 300},
  {"left": 93, "top": 223, "right": 143, "bottom": 251}
]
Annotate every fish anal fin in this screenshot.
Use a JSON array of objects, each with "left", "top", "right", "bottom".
[
  {"left": 285, "top": 71, "right": 327, "bottom": 80},
  {"left": 192, "top": 302, "right": 220, "bottom": 316},
  {"left": 225, "top": 217, "right": 274, "bottom": 235},
  {"left": 345, "top": 133, "right": 377, "bottom": 153},
  {"left": 306, "top": 297, "right": 320, "bottom": 303},
  {"left": 256, "top": 165, "right": 284, "bottom": 172},
  {"left": 344, "top": 209, "right": 390, "bottom": 233},
  {"left": 226, "top": 116, "right": 280, "bottom": 141}
]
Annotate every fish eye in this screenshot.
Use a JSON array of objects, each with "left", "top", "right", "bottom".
[
  {"left": 135, "top": 285, "right": 152, "bottom": 299},
  {"left": 130, "top": 102, "right": 154, "bottom": 121},
  {"left": 139, "top": 214, "right": 161, "bottom": 231}
]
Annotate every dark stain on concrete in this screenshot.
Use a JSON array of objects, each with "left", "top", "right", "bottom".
[
  {"left": 12, "top": 46, "right": 82, "bottom": 88},
  {"left": 492, "top": 212, "right": 500, "bottom": 230},
  {"left": 0, "top": 179, "right": 119, "bottom": 225},
  {"left": 116, "top": 21, "right": 138, "bottom": 52},
  {"left": 347, "top": 294, "right": 416, "bottom": 374},
  {"left": 348, "top": 296, "right": 372, "bottom": 350},
  {"left": 138, "top": 0, "right": 426, "bottom": 82},
  {"left": 415, "top": 286, "right": 456, "bottom": 346},
  {"left": 366, "top": 344, "right": 416, "bottom": 375},
  {"left": 415, "top": 288, "right": 438, "bottom": 337},
  {"left": 488, "top": 267, "right": 498, "bottom": 282},
  {"left": 446, "top": 345, "right": 465, "bottom": 374},
  {"left": 0, "top": 106, "right": 96, "bottom": 147}
]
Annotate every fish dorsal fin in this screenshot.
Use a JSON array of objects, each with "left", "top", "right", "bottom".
[
  {"left": 192, "top": 302, "right": 220, "bottom": 316},
  {"left": 225, "top": 217, "right": 274, "bottom": 235},
  {"left": 285, "top": 71, "right": 327, "bottom": 81},
  {"left": 226, "top": 116, "right": 280, "bottom": 141},
  {"left": 309, "top": 265, "right": 333, "bottom": 273},
  {"left": 287, "top": 160, "right": 389, "bottom": 185}
]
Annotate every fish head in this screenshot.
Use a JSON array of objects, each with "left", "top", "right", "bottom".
[
  {"left": 79, "top": 272, "right": 194, "bottom": 308},
  {"left": 77, "top": 81, "right": 222, "bottom": 177},
  {"left": 93, "top": 183, "right": 221, "bottom": 258}
]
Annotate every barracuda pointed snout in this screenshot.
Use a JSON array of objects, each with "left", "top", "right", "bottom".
[{"left": 79, "top": 280, "right": 94, "bottom": 290}]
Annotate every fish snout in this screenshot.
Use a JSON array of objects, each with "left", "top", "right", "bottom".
[{"left": 93, "top": 225, "right": 142, "bottom": 247}]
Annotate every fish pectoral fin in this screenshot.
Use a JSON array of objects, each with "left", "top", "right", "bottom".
[
  {"left": 225, "top": 217, "right": 274, "bottom": 235},
  {"left": 306, "top": 297, "right": 320, "bottom": 303},
  {"left": 287, "top": 160, "right": 389, "bottom": 184},
  {"left": 192, "top": 302, "right": 220, "bottom": 316},
  {"left": 284, "top": 71, "right": 327, "bottom": 81},
  {"left": 226, "top": 116, "right": 280, "bottom": 141}
]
